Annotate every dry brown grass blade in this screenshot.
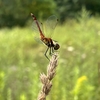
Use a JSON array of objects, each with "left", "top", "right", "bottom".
[{"left": 37, "top": 54, "right": 58, "bottom": 100}]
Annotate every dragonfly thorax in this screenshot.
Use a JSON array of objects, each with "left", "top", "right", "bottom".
[{"left": 41, "top": 37, "right": 50, "bottom": 46}]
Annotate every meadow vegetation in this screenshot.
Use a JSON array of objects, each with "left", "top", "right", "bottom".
[{"left": 0, "top": 10, "right": 100, "bottom": 100}]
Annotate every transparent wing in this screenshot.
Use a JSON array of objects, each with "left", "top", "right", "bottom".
[
  {"left": 31, "top": 20, "right": 44, "bottom": 43},
  {"left": 44, "top": 15, "right": 58, "bottom": 37},
  {"left": 32, "top": 20, "right": 44, "bottom": 37}
]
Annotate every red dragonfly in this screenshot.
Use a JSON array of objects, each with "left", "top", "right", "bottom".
[{"left": 31, "top": 13, "right": 60, "bottom": 60}]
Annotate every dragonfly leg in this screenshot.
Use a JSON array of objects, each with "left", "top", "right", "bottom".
[
  {"left": 49, "top": 47, "right": 54, "bottom": 56},
  {"left": 49, "top": 47, "right": 52, "bottom": 56},
  {"left": 44, "top": 47, "right": 50, "bottom": 61},
  {"left": 52, "top": 47, "right": 54, "bottom": 53}
]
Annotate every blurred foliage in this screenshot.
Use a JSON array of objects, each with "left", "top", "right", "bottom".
[
  {"left": 0, "top": 0, "right": 55, "bottom": 27},
  {"left": 54, "top": 0, "right": 100, "bottom": 22},
  {"left": 1, "top": 0, "right": 100, "bottom": 27},
  {"left": 71, "top": 76, "right": 94, "bottom": 100},
  {"left": 0, "top": 9, "right": 100, "bottom": 100}
]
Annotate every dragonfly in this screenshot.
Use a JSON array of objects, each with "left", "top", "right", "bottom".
[{"left": 31, "top": 13, "right": 60, "bottom": 60}]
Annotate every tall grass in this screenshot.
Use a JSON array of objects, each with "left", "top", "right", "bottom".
[{"left": 0, "top": 9, "right": 100, "bottom": 100}]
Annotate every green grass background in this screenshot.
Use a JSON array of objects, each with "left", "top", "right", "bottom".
[{"left": 0, "top": 12, "right": 100, "bottom": 100}]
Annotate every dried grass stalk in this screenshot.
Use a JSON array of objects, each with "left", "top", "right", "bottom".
[{"left": 37, "top": 54, "right": 58, "bottom": 100}]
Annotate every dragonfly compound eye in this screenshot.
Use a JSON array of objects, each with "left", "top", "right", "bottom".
[{"left": 54, "top": 43, "right": 60, "bottom": 50}]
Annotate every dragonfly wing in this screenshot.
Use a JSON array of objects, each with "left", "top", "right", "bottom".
[
  {"left": 32, "top": 20, "right": 44, "bottom": 44},
  {"left": 32, "top": 21, "right": 44, "bottom": 37},
  {"left": 34, "top": 37, "right": 43, "bottom": 44},
  {"left": 44, "top": 15, "right": 58, "bottom": 37}
]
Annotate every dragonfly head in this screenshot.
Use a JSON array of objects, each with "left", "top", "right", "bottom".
[{"left": 54, "top": 43, "right": 60, "bottom": 50}]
